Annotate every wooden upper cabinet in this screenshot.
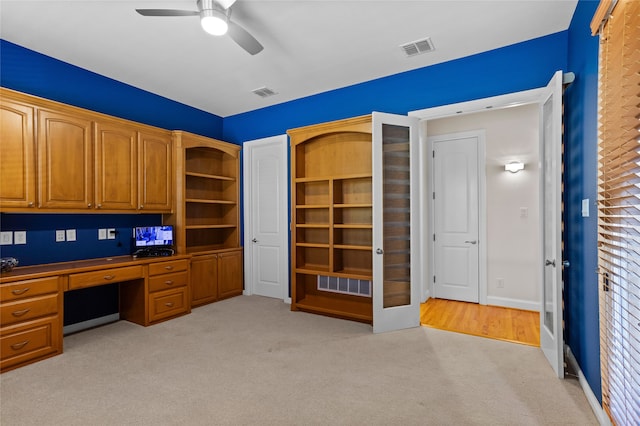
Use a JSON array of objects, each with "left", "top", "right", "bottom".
[
  {"left": 37, "top": 108, "right": 93, "bottom": 209},
  {"left": 0, "top": 98, "right": 36, "bottom": 208},
  {"left": 94, "top": 121, "right": 138, "bottom": 211},
  {"left": 138, "top": 130, "right": 172, "bottom": 212}
]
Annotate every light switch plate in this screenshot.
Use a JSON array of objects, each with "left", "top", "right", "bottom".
[
  {"left": 56, "top": 230, "right": 66, "bottom": 242},
  {"left": 0, "top": 231, "right": 13, "bottom": 245},
  {"left": 14, "top": 231, "right": 26, "bottom": 245},
  {"left": 66, "top": 229, "right": 77, "bottom": 242},
  {"left": 107, "top": 228, "right": 116, "bottom": 240},
  {"left": 582, "top": 199, "right": 590, "bottom": 217},
  {"left": 98, "top": 228, "right": 107, "bottom": 240}
]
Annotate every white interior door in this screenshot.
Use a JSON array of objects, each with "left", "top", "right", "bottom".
[
  {"left": 540, "top": 70, "right": 564, "bottom": 378},
  {"left": 372, "top": 112, "right": 421, "bottom": 333},
  {"left": 243, "top": 135, "right": 289, "bottom": 301},
  {"left": 432, "top": 133, "right": 480, "bottom": 303}
]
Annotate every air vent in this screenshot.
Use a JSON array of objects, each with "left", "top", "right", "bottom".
[
  {"left": 400, "top": 37, "right": 435, "bottom": 57},
  {"left": 317, "top": 275, "right": 371, "bottom": 298},
  {"left": 252, "top": 86, "right": 277, "bottom": 98}
]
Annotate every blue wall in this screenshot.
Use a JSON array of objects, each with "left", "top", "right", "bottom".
[
  {"left": 223, "top": 31, "right": 568, "bottom": 143},
  {"left": 564, "top": 0, "right": 601, "bottom": 401},
  {"left": 1, "top": 40, "right": 224, "bottom": 138}
]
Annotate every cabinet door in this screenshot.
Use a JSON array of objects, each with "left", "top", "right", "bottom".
[
  {"left": 37, "top": 109, "right": 93, "bottom": 209},
  {"left": 190, "top": 254, "right": 218, "bottom": 306},
  {"left": 0, "top": 99, "right": 36, "bottom": 208},
  {"left": 138, "top": 130, "right": 172, "bottom": 212},
  {"left": 218, "top": 249, "right": 243, "bottom": 300},
  {"left": 94, "top": 121, "right": 137, "bottom": 210}
]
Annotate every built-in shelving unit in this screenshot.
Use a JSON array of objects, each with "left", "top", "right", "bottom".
[
  {"left": 289, "top": 115, "right": 374, "bottom": 323},
  {"left": 165, "top": 131, "right": 243, "bottom": 306}
]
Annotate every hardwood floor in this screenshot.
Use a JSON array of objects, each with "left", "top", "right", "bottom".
[{"left": 420, "top": 298, "right": 540, "bottom": 347}]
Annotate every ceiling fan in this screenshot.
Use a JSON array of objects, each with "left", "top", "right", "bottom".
[{"left": 136, "top": 0, "right": 263, "bottom": 55}]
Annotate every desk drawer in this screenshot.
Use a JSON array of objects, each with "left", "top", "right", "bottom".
[
  {"left": 1, "top": 316, "right": 61, "bottom": 372},
  {"left": 1, "top": 294, "right": 59, "bottom": 326},
  {"left": 148, "top": 271, "right": 189, "bottom": 293},
  {"left": 148, "top": 287, "right": 189, "bottom": 323},
  {"left": 1, "top": 277, "right": 60, "bottom": 303},
  {"left": 68, "top": 265, "right": 144, "bottom": 291},
  {"left": 148, "top": 259, "right": 189, "bottom": 276}
]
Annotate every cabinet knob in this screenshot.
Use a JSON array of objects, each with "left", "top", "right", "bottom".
[
  {"left": 139, "top": 204, "right": 144, "bottom": 209},
  {"left": 97, "top": 204, "right": 102, "bottom": 209},
  {"left": 28, "top": 202, "right": 34, "bottom": 207},
  {"left": 87, "top": 203, "right": 92, "bottom": 208}
]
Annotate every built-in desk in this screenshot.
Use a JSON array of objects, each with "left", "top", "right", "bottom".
[{"left": 0, "top": 255, "right": 191, "bottom": 372}]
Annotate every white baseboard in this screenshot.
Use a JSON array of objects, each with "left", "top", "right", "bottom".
[
  {"left": 565, "top": 346, "right": 611, "bottom": 426},
  {"left": 63, "top": 313, "right": 120, "bottom": 335},
  {"left": 486, "top": 295, "right": 538, "bottom": 312}
]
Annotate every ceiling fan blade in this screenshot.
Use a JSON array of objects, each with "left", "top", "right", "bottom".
[
  {"left": 228, "top": 21, "right": 263, "bottom": 55},
  {"left": 136, "top": 9, "right": 199, "bottom": 17},
  {"left": 216, "top": 0, "right": 237, "bottom": 9}
]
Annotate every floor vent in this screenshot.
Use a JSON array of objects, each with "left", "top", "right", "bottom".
[
  {"left": 400, "top": 37, "right": 435, "bottom": 57},
  {"left": 317, "top": 275, "right": 371, "bottom": 298},
  {"left": 252, "top": 86, "right": 277, "bottom": 98}
]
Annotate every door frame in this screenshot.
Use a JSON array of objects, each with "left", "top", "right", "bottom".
[
  {"left": 242, "top": 134, "right": 290, "bottom": 303},
  {"left": 428, "top": 130, "right": 487, "bottom": 305},
  {"left": 410, "top": 86, "right": 547, "bottom": 304}
]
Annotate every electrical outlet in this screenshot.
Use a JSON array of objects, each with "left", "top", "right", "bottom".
[
  {"left": 0, "top": 231, "right": 13, "bottom": 245},
  {"left": 56, "top": 230, "right": 66, "bottom": 242},
  {"left": 98, "top": 228, "right": 107, "bottom": 240},
  {"left": 14, "top": 231, "right": 26, "bottom": 245},
  {"left": 107, "top": 228, "right": 116, "bottom": 240},
  {"left": 66, "top": 229, "right": 77, "bottom": 242}
]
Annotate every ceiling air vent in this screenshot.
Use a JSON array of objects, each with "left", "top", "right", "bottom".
[
  {"left": 252, "top": 86, "right": 277, "bottom": 98},
  {"left": 400, "top": 37, "right": 435, "bottom": 57}
]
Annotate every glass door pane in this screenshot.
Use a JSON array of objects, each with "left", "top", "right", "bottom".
[{"left": 382, "top": 124, "right": 411, "bottom": 308}]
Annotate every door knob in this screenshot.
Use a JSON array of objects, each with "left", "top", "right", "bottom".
[
  {"left": 252, "top": 238, "right": 258, "bottom": 243},
  {"left": 562, "top": 260, "right": 570, "bottom": 268},
  {"left": 545, "top": 259, "right": 556, "bottom": 267},
  {"left": 464, "top": 240, "right": 477, "bottom": 244},
  {"left": 376, "top": 248, "right": 384, "bottom": 254}
]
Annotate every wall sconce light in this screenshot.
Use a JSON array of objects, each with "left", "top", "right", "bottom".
[{"left": 505, "top": 161, "right": 525, "bottom": 173}]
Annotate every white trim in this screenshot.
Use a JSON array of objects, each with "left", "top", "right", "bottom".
[
  {"left": 63, "top": 313, "right": 120, "bottom": 335},
  {"left": 486, "top": 296, "right": 539, "bottom": 312},
  {"left": 409, "top": 87, "right": 545, "bottom": 121},
  {"left": 242, "top": 134, "right": 289, "bottom": 302},
  {"left": 427, "top": 130, "right": 487, "bottom": 305},
  {"left": 565, "top": 346, "right": 611, "bottom": 426}
]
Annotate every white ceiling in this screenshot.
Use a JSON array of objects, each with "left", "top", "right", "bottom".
[{"left": 0, "top": 0, "right": 578, "bottom": 117}]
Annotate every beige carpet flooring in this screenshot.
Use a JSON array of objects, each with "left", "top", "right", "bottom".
[{"left": 0, "top": 295, "right": 596, "bottom": 425}]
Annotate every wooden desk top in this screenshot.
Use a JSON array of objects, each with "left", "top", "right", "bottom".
[{"left": 0, "top": 255, "right": 191, "bottom": 284}]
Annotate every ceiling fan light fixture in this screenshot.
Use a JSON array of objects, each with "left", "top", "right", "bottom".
[{"left": 200, "top": 9, "right": 228, "bottom": 36}]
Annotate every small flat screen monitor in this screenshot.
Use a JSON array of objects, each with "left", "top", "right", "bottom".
[{"left": 134, "top": 225, "right": 174, "bottom": 248}]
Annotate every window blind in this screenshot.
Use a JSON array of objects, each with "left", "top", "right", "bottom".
[{"left": 592, "top": 0, "right": 640, "bottom": 424}]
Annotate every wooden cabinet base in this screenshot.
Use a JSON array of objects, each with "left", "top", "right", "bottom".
[{"left": 0, "top": 316, "right": 62, "bottom": 372}]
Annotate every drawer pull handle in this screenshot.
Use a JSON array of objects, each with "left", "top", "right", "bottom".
[
  {"left": 164, "top": 266, "right": 174, "bottom": 270},
  {"left": 165, "top": 302, "right": 174, "bottom": 307},
  {"left": 10, "top": 340, "right": 29, "bottom": 351},
  {"left": 11, "top": 288, "right": 30, "bottom": 295},
  {"left": 165, "top": 280, "right": 174, "bottom": 286},
  {"left": 12, "top": 309, "right": 30, "bottom": 317},
  {"left": 103, "top": 275, "right": 115, "bottom": 281}
]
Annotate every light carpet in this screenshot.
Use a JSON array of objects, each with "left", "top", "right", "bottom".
[{"left": 0, "top": 295, "right": 597, "bottom": 425}]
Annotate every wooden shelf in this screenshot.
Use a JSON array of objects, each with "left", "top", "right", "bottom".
[
  {"left": 185, "top": 224, "right": 236, "bottom": 230},
  {"left": 295, "top": 293, "right": 372, "bottom": 323},
  {"left": 334, "top": 244, "right": 371, "bottom": 251},
  {"left": 296, "top": 242, "right": 330, "bottom": 248},
  {"left": 185, "top": 171, "right": 235, "bottom": 181},
  {"left": 295, "top": 173, "right": 372, "bottom": 182},
  {"left": 186, "top": 198, "right": 236, "bottom": 205}
]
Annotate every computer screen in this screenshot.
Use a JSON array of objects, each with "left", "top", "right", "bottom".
[{"left": 133, "top": 225, "right": 174, "bottom": 248}]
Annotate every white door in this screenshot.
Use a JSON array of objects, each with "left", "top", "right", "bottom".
[
  {"left": 372, "top": 112, "right": 421, "bottom": 333},
  {"left": 432, "top": 133, "right": 480, "bottom": 303},
  {"left": 540, "top": 71, "right": 564, "bottom": 378},
  {"left": 243, "top": 135, "right": 289, "bottom": 300}
]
